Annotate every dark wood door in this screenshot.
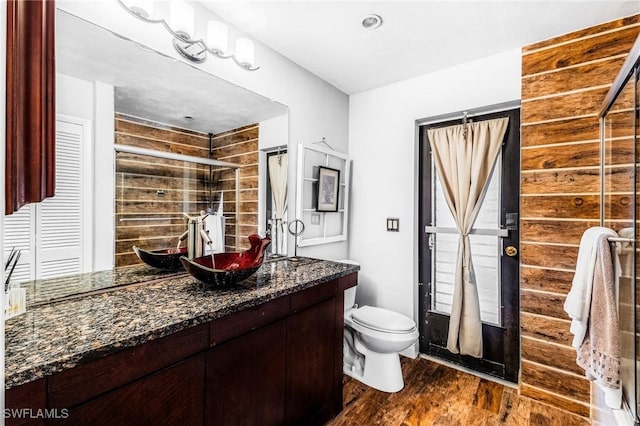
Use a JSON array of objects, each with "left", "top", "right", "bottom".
[
  {"left": 286, "top": 298, "right": 336, "bottom": 425},
  {"left": 418, "top": 108, "right": 520, "bottom": 382},
  {"left": 206, "top": 320, "right": 287, "bottom": 426}
]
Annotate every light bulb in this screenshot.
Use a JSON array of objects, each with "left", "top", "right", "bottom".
[
  {"left": 207, "top": 21, "right": 228, "bottom": 55},
  {"left": 170, "top": 1, "right": 194, "bottom": 39},
  {"left": 235, "top": 38, "right": 255, "bottom": 68},
  {"left": 127, "top": 0, "right": 153, "bottom": 18}
]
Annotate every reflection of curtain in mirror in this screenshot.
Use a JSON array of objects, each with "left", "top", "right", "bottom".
[{"left": 269, "top": 153, "right": 288, "bottom": 253}]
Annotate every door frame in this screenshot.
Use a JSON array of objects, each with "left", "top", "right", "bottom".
[{"left": 417, "top": 106, "right": 521, "bottom": 382}]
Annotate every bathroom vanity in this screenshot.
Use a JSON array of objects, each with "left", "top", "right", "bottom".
[{"left": 5, "top": 257, "right": 358, "bottom": 426}]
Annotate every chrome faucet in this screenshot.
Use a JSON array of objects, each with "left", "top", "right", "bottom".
[{"left": 183, "top": 211, "right": 213, "bottom": 259}]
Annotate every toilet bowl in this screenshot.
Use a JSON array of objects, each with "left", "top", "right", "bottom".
[{"left": 339, "top": 260, "right": 418, "bottom": 393}]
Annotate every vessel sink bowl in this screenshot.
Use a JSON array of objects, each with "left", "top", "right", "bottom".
[
  {"left": 181, "top": 234, "right": 271, "bottom": 287},
  {"left": 133, "top": 246, "right": 187, "bottom": 271}
]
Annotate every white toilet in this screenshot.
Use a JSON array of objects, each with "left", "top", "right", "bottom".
[{"left": 340, "top": 260, "right": 418, "bottom": 393}]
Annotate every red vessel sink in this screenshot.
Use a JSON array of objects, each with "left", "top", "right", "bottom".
[{"left": 180, "top": 234, "right": 271, "bottom": 287}]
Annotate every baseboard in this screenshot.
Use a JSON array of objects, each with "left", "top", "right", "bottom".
[{"left": 420, "top": 353, "right": 518, "bottom": 389}]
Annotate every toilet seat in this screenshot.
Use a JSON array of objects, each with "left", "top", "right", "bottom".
[{"left": 351, "top": 306, "right": 416, "bottom": 334}]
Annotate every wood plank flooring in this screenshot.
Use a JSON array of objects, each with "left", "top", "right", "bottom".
[{"left": 326, "top": 357, "right": 589, "bottom": 426}]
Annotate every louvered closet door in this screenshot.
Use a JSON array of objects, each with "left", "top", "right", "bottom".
[
  {"left": 3, "top": 118, "right": 88, "bottom": 284},
  {"left": 36, "top": 120, "right": 86, "bottom": 278},
  {"left": 3, "top": 206, "right": 36, "bottom": 283}
]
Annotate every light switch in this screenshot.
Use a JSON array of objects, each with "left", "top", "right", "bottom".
[
  {"left": 311, "top": 213, "right": 321, "bottom": 225},
  {"left": 386, "top": 218, "right": 399, "bottom": 232}
]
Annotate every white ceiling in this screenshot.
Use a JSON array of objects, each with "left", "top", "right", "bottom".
[
  {"left": 202, "top": 1, "right": 640, "bottom": 94},
  {"left": 56, "top": 10, "right": 287, "bottom": 134}
]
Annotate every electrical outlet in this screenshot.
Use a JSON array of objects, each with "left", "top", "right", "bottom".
[{"left": 386, "top": 218, "right": 399, "bottom": 232}]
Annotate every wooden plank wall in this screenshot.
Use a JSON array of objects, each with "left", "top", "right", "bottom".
[
  {"left": 210, "top": 124, "right": 260, "bottom": 251},
  {"left": 520, "top": 14, "right": 640, "bottom": 418},
  {"left": 115, "top": 115, "right": 259, "bottom": 267}
]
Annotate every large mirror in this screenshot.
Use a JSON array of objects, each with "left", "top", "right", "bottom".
[{"left": 2, "top": 8, "right": 289, "bottom": 296}]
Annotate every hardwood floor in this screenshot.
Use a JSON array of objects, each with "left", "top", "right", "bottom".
[{"left": 326, "top": 357, "right": 590, "bottom": 426}]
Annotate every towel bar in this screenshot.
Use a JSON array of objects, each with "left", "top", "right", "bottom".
[{"left": 607, "top": 237, "right": 634, "bottom": 243}]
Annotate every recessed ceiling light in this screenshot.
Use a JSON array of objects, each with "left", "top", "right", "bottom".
[
  {"left": 361, "top": 14, "right": 383, "bottom": 30},
  {"left": 183, "top": 116, "right": 194, "bottom": 121}
]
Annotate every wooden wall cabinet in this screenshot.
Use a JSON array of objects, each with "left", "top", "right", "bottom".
[
  {"left": 5, "top": 274, "right": 356, "bottom": 426},
  {"left": 5, "top": 0, "right": 56, "bottom": 215}
]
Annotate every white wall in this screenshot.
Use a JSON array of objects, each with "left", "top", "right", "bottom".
[
  {"left": 348, "top": 49, "right": 521, "bottom": 319},
  {"left": 93, "top": 82, "right": 115, "bottom": 271},
  {"left": 56, "top": 73, "right": 115, "bottom": 271},
  {"left": 259, "top": 114, "right": 289, "bottom": 151},
  {"left": 57, "top": 1, "right": 350, "bottom": 260}
]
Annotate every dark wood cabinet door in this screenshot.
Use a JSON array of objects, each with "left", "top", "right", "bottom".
[
  {"left": 206, "top": 320, "right": 287, "bottom": 426},
  {"left": 56, "top": 354, "right": 205, "bottom": 426},
  {"left": 5, "top": 379, "right": 47, "bottom": 426},
  {"left": 286, "top": 298, "right": 336, "bottom": 425}
]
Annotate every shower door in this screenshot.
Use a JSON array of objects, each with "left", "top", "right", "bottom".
[
  {"left": 601, "top": 49, "right": 639, "bottom": 422},
  {"left": 418, "top": 108, "right": 520, "bottom": 382}
]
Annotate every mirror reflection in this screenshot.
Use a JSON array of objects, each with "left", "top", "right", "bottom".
[{"left": 2, "top": 9, "right": 289, "bottom": 290}]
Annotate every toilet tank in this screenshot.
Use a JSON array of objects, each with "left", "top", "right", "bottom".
[{"left": 339, "top": 259, "right": 359, "bottom": 311}]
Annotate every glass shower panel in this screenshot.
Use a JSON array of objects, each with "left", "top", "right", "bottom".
[
  {"left": 115, "top": 151, "right": 238, "bottom": 267},
  {"left": 603, "top": 69, "right": 637, "bottom": 419},
  {"left": 635, "top": 67, "right": 640, "bottom": 421}
]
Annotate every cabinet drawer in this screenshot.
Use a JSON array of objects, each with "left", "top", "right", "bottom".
[
  {"left": 210, "top": 296, "right": 290, "bottom": 346},
  {"left": 48, "top": 323, "right": 208, "bottom": 409},
  {"left": 338, "top": 273, "right": 358, "bottom": 291},
  {"left": 290, "top": 280, "right": 337, "bottom": 313}
]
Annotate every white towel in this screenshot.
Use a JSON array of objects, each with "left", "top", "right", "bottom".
[
  {"left": 564, "top": 227, "right": 617, "bottom": 348},
  {"left": 576, "top": 233, "right": 622, "bottom": 409},
  {"left": 617, "top": 227, "right": 634, "bottom": 278},
  {"left": 204, "top": 214, "right": 225, "bottom": 254}
]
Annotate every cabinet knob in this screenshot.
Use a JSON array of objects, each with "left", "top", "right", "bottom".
[{"left": 505, "top": 246, "right": 518, "bottom": 257}]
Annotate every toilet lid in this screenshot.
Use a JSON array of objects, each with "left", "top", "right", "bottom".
[{"left": 351, "top": 306, "right": 416, "bottom": 333}]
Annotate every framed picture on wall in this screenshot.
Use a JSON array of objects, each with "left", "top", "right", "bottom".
[{"left": 316, "top": 166, "right": 340, "bottom": 212}]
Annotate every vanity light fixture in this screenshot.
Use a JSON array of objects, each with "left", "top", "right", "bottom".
[{"left": 117, "top": 0, "right": 260, "bottom": 71}]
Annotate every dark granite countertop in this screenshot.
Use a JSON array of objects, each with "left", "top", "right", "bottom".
[{"left": 5, "top": 257, "right": 358, "bottom": 389}]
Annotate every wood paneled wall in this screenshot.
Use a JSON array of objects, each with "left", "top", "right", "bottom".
[
  {"left": 520, "top": 14, "right": 640, "bottom": 418},
  {"left": 115, "top": 115, "right": 259, "bottom": 267},
  {"left": 210, "top": 124, "right": 260, "bottom": 251}
]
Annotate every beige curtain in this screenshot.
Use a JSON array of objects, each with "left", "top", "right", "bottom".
[
  {"left": 268, "top": 153, "right": 288, "bottom": 221},
  {"left": 427, "top": 117, "right": 509, "bottom": 358},
  {"left": 268, "top": 152, "right": 288, "bottom": 253}
]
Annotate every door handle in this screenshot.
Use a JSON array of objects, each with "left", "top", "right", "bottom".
[{"left": 504, "top": 246, "right": 518, "bottom": 257}]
